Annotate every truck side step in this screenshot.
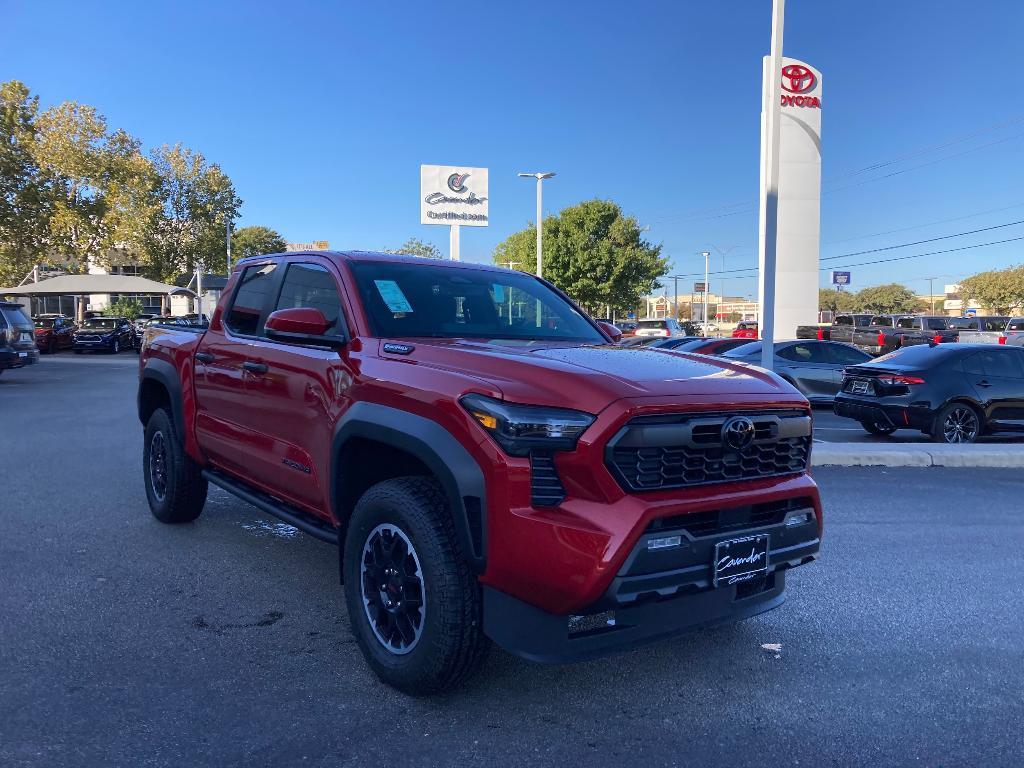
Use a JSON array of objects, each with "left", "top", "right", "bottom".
[{"left": 202, "top": 469, "right": 339, "bottom": 545}]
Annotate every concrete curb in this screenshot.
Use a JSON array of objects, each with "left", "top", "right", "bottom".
[{"left": 812, "top": 442, "right": 1024, "bottom": 468}]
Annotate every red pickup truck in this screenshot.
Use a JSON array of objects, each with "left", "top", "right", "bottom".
[{"left": 138, "top": 251, "right": 822, "bottom": 693}]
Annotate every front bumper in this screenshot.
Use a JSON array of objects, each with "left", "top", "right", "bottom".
[
  {"left": 484, "top": 502, "right": 819, "bottom": 662},
  {"left": 73, "top": 337, "right": 113, "bottom": 350}
]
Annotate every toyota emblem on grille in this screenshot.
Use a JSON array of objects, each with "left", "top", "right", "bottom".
[{"left": 722, "top": 416, "right": 756, "bottom": 450}]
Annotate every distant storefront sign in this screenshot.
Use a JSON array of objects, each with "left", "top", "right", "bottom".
[
  {"left": 831, "top": 271, "right": 851, "bottom": 286},
  {"left": 694, "top": 282, "right": 708, "bottom": 293},
  {"left": 287, "top": 241, "right": 329, "bottom": 251},
  {"left": 420, "top": 165, "right": 489, "bottom": 227}
]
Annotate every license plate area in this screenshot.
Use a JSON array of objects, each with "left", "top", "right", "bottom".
[
  {"left": 713, "top": 534, "right": 769, "bottom": 587},
  {"left": 847, "top": 378, "right": 872, "bottom": 395}
]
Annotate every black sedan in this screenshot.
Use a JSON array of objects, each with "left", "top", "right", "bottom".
[
  {"left": 72, "top": 316, "right": 135, "bottom": 354},
  {"left": 833, "top": 344, "right": 1024, "bottom": 443},
  {"left": 721, "top": 340, "right": 873, "bottom": 404}
]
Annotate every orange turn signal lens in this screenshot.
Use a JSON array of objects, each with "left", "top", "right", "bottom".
[{"left": 472, "top": 411, "right": 498, "bottom": 430}]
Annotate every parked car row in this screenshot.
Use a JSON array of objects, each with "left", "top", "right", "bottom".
[
  {"left": 0, "top": 301, "right": 40, "bottom": 375},
  {"left": 801, "top": 313, "right": 1024, "bottom": 356}
]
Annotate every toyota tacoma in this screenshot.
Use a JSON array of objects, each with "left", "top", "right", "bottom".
[{"left": 138, "top": 251, "right": 822, "bottom": 693}]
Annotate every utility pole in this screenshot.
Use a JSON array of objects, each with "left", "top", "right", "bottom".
[
  {"left": 226, "top": 218, "right": 233, "bottom": 273},
  {"left": 196, "top": 263, "right": 204, "bottom": 320},
  {"left": 673, "top": 275, "right": 679, "bottom": 320},
  {"left": 927, "top": 277, "right": 936, "bottom": 313},
  {"left": 760, "top": 0, "right": 785, "bottom": 370},
  {"left": 702, "top": 251, "right": 710, "bottom": 333}
]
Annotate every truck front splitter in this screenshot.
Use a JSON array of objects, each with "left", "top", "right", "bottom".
[{"left": 483, "top": 572, "right": 787, "bottom": 664}]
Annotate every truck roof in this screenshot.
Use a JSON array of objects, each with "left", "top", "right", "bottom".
[{"left": 235, "top": 250, "right": 513, "bottom": 274}]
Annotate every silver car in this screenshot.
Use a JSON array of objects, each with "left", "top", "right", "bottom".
[{"left": 720, "top": 340, "right": 873, "bottom": 404}]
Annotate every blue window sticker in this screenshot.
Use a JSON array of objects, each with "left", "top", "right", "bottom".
[
  {"left": 492, "top": 283, "right": 505, "bottom": 302},
  {"left": 373, "top": 280, "right": 414, "bottom": 313}
]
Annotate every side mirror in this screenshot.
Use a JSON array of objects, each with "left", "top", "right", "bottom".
[
  {"left": 265, "top": 307, "right": 345, "bottom": 347},
  {"left": 598, "top": 320, "right": 623, "bottom": 343}
]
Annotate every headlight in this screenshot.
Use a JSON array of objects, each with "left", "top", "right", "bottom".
[{"left": 460, "top": 394, "right": 595, "bottom": 456}]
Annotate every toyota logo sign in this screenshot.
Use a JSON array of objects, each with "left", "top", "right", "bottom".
[{"left": 781, "top": 64, "right": 816, "bottom": 94}]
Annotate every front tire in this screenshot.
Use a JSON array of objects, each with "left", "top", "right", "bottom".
[
  {"left": 143, "top": 408, "right": 207, "bottom": 523},
  {"left": 342, "top": 477, "right": 488, "bottom": 694},
  {"left": 861, "top": 420, "right": 897, "bottom": 436},
  {"left": 931, "top": 403, "right": 981, "bottom": 444}
]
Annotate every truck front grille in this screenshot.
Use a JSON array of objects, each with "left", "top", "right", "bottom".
[{"left": 606, "top": 410, "right": 811, "bottom": 492}]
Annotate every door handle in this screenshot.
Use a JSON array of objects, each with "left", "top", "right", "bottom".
[
  {"left": 243, "top": 361, "right": 268, "bottom": 374},
  {"left": 977, "top": 380, "right": 992, "bottom": 388},
  {"left": 195, "top": 352, "right": 214, "bottom": 363}
]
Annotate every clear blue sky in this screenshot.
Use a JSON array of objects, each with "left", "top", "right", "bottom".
[{"left": 5, "top": 0, "right": 1024, "bottom": 299}]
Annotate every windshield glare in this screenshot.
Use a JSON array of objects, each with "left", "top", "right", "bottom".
[
  {"left": 349, "top": 262, "right": 605, "bottom": 343},
  {"left": 723, "top": 342, "right": 762, "bottom": 358}
]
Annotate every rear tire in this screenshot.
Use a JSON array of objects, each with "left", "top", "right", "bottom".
[
  {"left": 861, "top": 420, "right": 897, "bottom": 436},
  {"left": 931, "top": 403, "right": 981, "bottom": 444},
  {"left": 143, "top": 408, "right": 207, "bottom": 523},
  {"left": 342, "top": 477, "right": 489, "bottom": 694}
]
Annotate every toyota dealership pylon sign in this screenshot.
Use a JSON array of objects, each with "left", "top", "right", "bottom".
[
  {"left": 757, "top": 57, "right": 823, "bottom": 340},
  {"left": 420, "top": 164, "right": 488, "bottom": 261}
]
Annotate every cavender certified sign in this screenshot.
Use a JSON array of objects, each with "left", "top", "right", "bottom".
[{"left": 420, "top": 165, "right": 489, "bottom": 227}]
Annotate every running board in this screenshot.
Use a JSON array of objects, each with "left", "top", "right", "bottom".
[{"left": 202, "top": 469, "right": 339, "bottom": 545}]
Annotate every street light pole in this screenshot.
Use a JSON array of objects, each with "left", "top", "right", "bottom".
[
  {"left": 928, "top": 277, "right": 936, "bottom": 313},
  {"left": 226, "top": 218, "right": 233, "bottom": 273},
  {"left": 518, "top": 172, "right": 556, "bottom": 278}
]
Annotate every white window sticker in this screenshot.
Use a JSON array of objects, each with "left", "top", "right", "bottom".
[
  {"left": 373, "top": 280, "right": 414, "bottom": 313},
  {"left": 492, "top": 284, "right": 505, "bottom": 302}
]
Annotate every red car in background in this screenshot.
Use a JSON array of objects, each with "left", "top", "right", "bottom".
[
  {"left": 34, "top": 314, "right": 76, "bottom": 353},
  {"left": 732, "top": 321, "right": 758, "bottom": 339}
]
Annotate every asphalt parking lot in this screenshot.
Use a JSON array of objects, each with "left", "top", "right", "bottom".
[{"left": 2, "top": 354, "right": 1023, "bottom": 767}]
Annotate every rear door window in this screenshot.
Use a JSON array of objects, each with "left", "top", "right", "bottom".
[
  {"left": 896, "top": 317, "right": 917, "bottom": 329},
  {"left": 870, "top": 316, "right": 892, "bottom": 327},
  {"left": 926, "top": 318, "right": 948, "bottom": 331},
  {"left": 834, "top": 315, "right": 852, "bottom": 326},
  {"left": 827, "top": 344, "right": 871, "bottom": 365},
  {"left": 778, "top": 343, "right": 828, "bottom": 363},
  {"left": 981, "top": 350, "right": 1024, "bottom": 379},
  {"left": 224, "top": 264, "right": 279, "bottom": 336}
]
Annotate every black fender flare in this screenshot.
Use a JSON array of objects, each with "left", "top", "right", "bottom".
[
  {"left": 332, "top": 402, "right": 487, "bottom": 573},
  {"left": 138, "top": 358, "right": 186, "bottom": 439}
]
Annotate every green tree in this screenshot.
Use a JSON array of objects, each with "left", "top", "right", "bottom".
[
  {"left": 0, "top": 81, "right": 53, "bottom": 286},
  {"left": 146, "top": 143, "right": 241, "bottom": 281},
  {"left": 855, "top": 283, "right": 918, "bottom": 314},
  {"left": 106, "top": 296, "right": 143, "bottom": 320},
  {"left": 231, "top": 225, "right": 287, "bottom": 261},
  {"left": 818, "top": 288, "right": 857, "bottom": 313},
  {"left": 492, "top": 199, "right": 667, "bottom": 313},
  {"left": 958, "top": 266, "right": 1024, "bottom": 315},
  {"left": 386, "top": 237, "right": 442, "bottom": 259},
  {"left": 32, "top": 100, "right": 158, "bottom": 277}
]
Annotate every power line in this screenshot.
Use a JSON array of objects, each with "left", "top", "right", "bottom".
[
  {"left": 661, "top": 233, "right": 1024, "bottom": 280},
  {"left": 822, "top": 199, "right": 1024, "bottom": 245},
  {"left": 647, "top": 115, "right": 1024, "bottom": 226},
  {"left": 821, "top": 218, "right": 1024, "bottom": 261}
]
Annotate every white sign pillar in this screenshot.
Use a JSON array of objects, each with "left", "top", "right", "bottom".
[
  {"left": 420, "top": 165, "right": 489, "bottom": 260},
  {"left": 758, "top": 46, "right": 823, "bottom": 350}
]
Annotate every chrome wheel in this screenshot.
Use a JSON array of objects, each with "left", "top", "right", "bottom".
[
  {"left": 942, "top": 407, "right": 979, "bottom": 443},
  {"left": 360, "top": 524, "right": 426, "bottom": 655},
  {"left": 149, "top": 430, "right": 168, "bottom": 502}
]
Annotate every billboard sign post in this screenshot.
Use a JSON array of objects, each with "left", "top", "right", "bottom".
[{"left": 420, "top": 165, "right": 489, "bottom": 261}]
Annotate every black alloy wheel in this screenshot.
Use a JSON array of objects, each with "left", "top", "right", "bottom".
[
  {"left": 149, "top": 430, "right": 168, "bottom": 503},
  {"left": 360, "top": 523, "right": 427, "bottom": 655},
  {"left": 935, "top": 404, "right": 980, "bottom": 444}
]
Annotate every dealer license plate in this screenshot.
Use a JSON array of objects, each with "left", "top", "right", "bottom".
[
  {"left": 713, "top": 535, "right": 769, "bottom": 587},
  {"left": 849, "top": 379, "right": 871, "bottom": 395},
  {"left": 18, "top": 351, "right": 27, "bottom": 359}
]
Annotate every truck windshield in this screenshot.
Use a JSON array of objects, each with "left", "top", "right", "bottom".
[{"left": 349, "top": 261, "right": 605, "bottom": 343}]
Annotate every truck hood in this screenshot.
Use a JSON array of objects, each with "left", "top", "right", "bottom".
[{"left": 390, "top": 339, "right": 798, "bottom": 411}]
